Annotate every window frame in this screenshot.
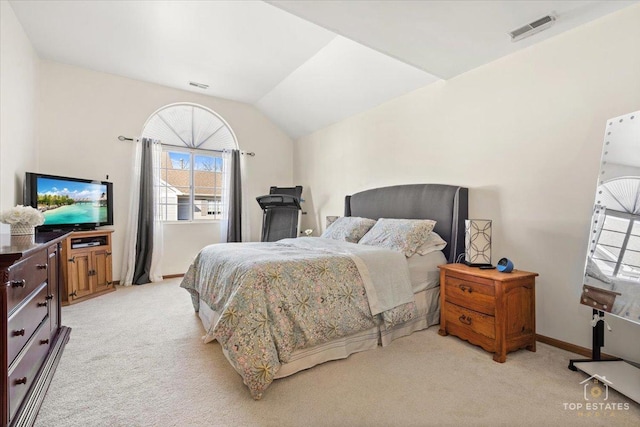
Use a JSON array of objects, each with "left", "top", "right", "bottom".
[
  {"left": 592, "top": 209, "right": 640, "bottom": 280},
  {"left": 141, "top": 102, "right": 239, "bottom": 225},
  {"left": 156, "top": 145, "right": 225, "bottom": 223}
]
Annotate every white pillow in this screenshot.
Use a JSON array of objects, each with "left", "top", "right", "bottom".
[
  {"left": 358, "top": 218, "right": 436, "bottom": 257},
  {"left": 321, "top": 216, "right": 377, "bottom": 243},
  {"left": 415, "top": 231, "right": 447, "bottom": 256}
]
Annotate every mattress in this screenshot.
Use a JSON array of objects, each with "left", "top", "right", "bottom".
[
  {"left": 197, "top": 286, "right": 440, "bottom": 380},
  {"left": 407, "top": 250, "right": 447, "bottom": 293}
]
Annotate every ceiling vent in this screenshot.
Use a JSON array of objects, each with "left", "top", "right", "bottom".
[
  {"left": 189, "top": 81, "right": 209, "bottom": 89},
  {"left": 509, "top": 15, "right": 556, "bottom": 42}
]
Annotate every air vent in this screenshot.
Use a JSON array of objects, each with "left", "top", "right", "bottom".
[
  {"left": 189, "top": 81, "right": 209, "bottom": 89},
  {"left": 509, "top": 15, "right": 556, "bottom": 42}
]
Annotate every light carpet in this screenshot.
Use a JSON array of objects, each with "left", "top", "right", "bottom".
[{"left": 34, "top": 279, "right": 639, "bottom": 427}]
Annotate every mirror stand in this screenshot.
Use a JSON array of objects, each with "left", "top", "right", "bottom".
[
  {"left": 568, "top": 309, "right": 622, "bottom": 366},
  {"left": 568, "top": 311, "right": 640, "bottom": 403}
]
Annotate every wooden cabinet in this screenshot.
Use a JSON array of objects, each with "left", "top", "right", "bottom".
[
  {"left": 1, "top": 232, "right": 72, "bottom": 427},
  {"left": 438, "top": 263, "right": 538, "bottom": 363},
  {"left": 61, "top": 230, "right": 115, "bottom": 305}
]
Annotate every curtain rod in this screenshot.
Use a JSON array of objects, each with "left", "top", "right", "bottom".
[{"left": 117, "top": 135, "right": 255, "bottom": 156}]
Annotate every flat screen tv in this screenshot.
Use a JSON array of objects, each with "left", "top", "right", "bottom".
[{"left": 24, "top": 172, "right": 114, "bottom": 231}]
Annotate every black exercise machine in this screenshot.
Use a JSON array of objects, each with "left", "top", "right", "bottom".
[{"left": 256, "top": 186, "right": 303, "bottom": 242}]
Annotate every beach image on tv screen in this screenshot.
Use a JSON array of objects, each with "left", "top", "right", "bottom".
[{"left": 37, "top": 177, "right": 108, "bottom": 225}]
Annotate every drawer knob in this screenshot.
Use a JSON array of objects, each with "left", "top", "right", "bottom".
[
  {"left": 11, "top": 279, "right": 26, "bottom": 288},
  {"left": 13, "top": 328, "right": 26, "bottom": 337},
  {"left": 458, "top": 284, "right": 473, "bottom": 293},
  {"left": 459, "top": 315, "right": 472, "bottom": 325},
  {"left": 38, "top": 301, "right": 49, "bottom": 307},
  {"left": 36, "top": 264, "right": 48, "bottom": 270},
  {"left": 40, "top": 339, "right": 50, "bottom": 345},
  {"left": 15, "top": 377, "right": 28, "bottom": 385}
]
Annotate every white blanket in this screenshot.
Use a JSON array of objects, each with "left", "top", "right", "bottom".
[{"left": 276, "top": 237, "right": 415, "bottom": 315}]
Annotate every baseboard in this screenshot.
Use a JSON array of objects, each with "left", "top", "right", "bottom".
[
  {"left": 163, "top": 274, "right": 184, "bottom": 279},
  {"left": 112, "top": 274, "right": 183, "bottom": 285},
  {"left": 536, "top": 334, "right": 616, "bottom": 359}
]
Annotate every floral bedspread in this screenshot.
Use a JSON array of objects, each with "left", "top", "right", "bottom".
[{"left": 180, "top": 238, "right": 417, "bottom": 399}]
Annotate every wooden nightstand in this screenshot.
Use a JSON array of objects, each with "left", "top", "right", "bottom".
[{"left": 438, "top": 263, "right": 538, "bottom": 362}]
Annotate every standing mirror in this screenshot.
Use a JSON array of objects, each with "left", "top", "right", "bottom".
[
  {"left": 581, "top": 111, "right": 640, "bottom": 323},
  {"left": 572, "top": 110, "right": 640, "bottom": 404}
]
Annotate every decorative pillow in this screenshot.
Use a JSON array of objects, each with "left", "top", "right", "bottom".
[
  {"left": 321, "top": 216, "right": 377, "bottom": 243},
  {"left": 358, "top": 218, "right": 437, "bottom": 257},
  {"left": 415, "top": 231, "right": 447, "bottom": 256}
]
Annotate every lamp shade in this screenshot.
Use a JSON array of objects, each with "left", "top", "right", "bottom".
[{"left": 464, "top": 219, "right": 492, "bottom": 266}]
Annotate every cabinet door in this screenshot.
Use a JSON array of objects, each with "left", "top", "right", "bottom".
[
  {"left": 68, "top": 252, "right": 92, "bottom": 300},
  {"left": 92, "top": 249, "right": 113, "bottom": 293}
]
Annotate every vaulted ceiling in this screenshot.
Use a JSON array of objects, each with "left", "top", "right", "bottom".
[{"left": 9, "top": 0, "right": 637, "bottom": 139}]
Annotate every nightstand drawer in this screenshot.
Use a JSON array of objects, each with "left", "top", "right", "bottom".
[
  {"left": 445, "top": 276, "right": 495, "bottom": 315},
  {"left": 445, "top": 303, "right": 495, "bottom": 340}
]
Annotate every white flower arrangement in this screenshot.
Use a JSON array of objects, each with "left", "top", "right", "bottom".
[{"left": 0, "top": 205, "right": 45, "bottom": 226}]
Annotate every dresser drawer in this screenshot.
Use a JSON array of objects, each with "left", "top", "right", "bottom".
[
  {"left": 7, "top": 251, "right": 48, "bottom": 313},
  {"left": 445, "top": 275, "right": 495, "bottom": 315},
  {"left": 7, "top": 320, "right": 51, "bottom": 424},
  {"left": 444, "top": 303, "right": 496, "bottom": 340},
  {"left": 7, "top": 282, "right": 50, "bottom": 366}
]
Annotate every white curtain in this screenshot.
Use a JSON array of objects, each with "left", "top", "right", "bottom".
[
  {"left": 149, "top": 141, "right": 164, "bottom": 281},
  {"left": 121, "top": 138, "right": 163, "bottom": 285},
  {"left": 219, "top": 150, "right": 232, "bottom": 243}
]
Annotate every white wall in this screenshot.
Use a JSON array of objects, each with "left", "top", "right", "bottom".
[
  {"left": 37, "top": 61, "right": 294, "bottom": 278},
  {"left": 0, "top": 1, "right": 40, "bottom": 231},
  {"left": 294, "top": 5, "right": 640, "bottom": 362}
]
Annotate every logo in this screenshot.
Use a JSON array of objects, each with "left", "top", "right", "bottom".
[
  {"left": 580, "top": 375, "right": 611, "bottom": 401},
  {"left": 563, "top": 374, "right": 630, "bottom": 416}
]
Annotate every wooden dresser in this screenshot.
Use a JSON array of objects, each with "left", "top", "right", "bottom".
[
  {"left": 438, "top": 263, "right": 538, "bottom": 363},
  {"left": 1, "top": 232, "right": 71, "bottom": 427}
]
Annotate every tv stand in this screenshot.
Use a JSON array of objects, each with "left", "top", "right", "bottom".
[{"left": 61, "top": 230, "right": 114, "bottom": 305}]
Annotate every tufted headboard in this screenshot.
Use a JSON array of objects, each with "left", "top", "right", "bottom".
[{"left": 344, "top": 184, "right": 468, "bottom": 263}]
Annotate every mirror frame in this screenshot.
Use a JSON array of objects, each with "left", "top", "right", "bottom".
[{"left": 580, "top": 111, "right": 640, "bottom": 325}]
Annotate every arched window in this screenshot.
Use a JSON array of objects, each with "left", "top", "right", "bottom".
[
  {"left": 592, "top": 177, "right": 640, "bottom": 279},
  {"left": 142, "top": 103, "right": 238, "bottom": 221}
]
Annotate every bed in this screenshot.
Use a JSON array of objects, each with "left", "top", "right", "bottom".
[{"left": 181, "top": 183, "right": 468, "bottom": 399}]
